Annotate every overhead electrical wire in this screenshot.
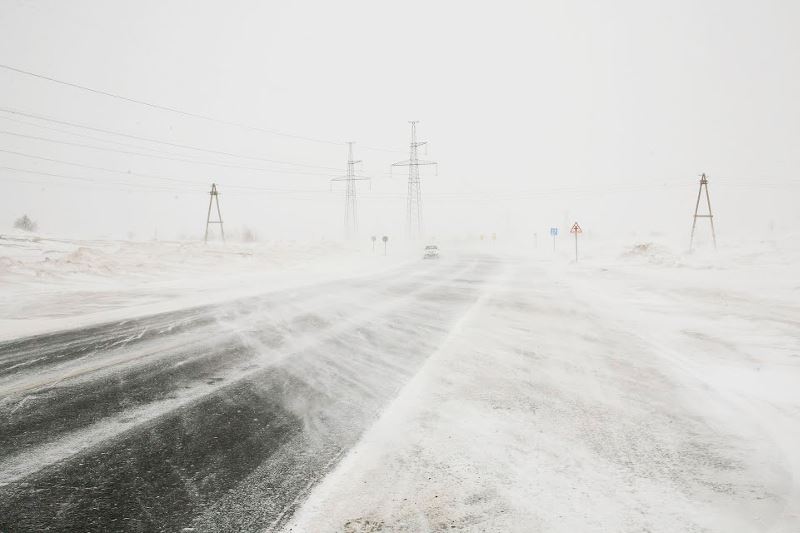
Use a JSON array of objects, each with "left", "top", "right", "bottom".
[
  {"left": 0, "top": 63, "right": 405, "bottom": 153},
  {"left": 0, "top": 130, "right": 357, "bottom": 177},
  {"left": 0, "top": 164, "right": 334, "bottom": 196},
  {"left": 0, "top": 151, "right": 337, "bottom": 193},
  {"left": 0, "top": 165, "right": 193, "bottom": 193},
  {"left": 0, "top": 107, "right": 342, "bottom": 171},
  {"left": 4, "top": 63, "right": 794, "bottom": 202}
]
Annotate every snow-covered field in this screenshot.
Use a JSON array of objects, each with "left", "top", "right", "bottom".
[
  {"left": 0, "top": 231, "right": 409, "bottom": 340},
  {"left": 284, "top": 236, "right": 800, "bottom": 532}
]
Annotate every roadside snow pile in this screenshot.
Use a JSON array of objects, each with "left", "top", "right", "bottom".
[
  {"left": 60, "top": 247, "right": 115, "bottom": 275},
  {"left": 620, "top": 241, "right": 682, "bottom": 266}
]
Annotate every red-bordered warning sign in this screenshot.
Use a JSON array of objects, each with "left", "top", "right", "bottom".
[{"left": 570, "top": 222, "right": 582, "bottom": 234}]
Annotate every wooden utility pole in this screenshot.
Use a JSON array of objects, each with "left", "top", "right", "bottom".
[
  {"left": 689, "top": 173, "right": 716, "bottom": 250},
  {"left": 204, "top": 183, "right": 225, "bottom": 243}
]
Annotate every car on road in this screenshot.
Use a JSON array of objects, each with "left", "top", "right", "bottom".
[{"left": 423, "top": 245, "right": 440, "bottom": 259}]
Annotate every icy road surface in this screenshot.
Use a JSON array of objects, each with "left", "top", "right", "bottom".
[{"left": 1, "top": 250, "right": 799, "bottom": 532}]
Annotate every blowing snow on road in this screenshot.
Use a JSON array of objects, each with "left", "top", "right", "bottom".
[{"left": 1, "top": 237, "right": 798, "bottom": 532}]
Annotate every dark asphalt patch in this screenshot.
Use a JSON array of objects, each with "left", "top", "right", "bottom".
[{"left": 0, "top": 371, "right": 304, "bottom": 533}]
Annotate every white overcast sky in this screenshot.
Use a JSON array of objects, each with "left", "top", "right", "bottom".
[{"left": 0, "top": 0, "right": 798, "bottom": 242}]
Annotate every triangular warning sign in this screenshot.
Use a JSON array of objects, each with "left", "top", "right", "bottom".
[{"left": 570, "top": 222, "right": 582, "bottom": 234}]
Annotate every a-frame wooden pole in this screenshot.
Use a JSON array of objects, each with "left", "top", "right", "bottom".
[
  {"left": 690, "top": 173, "right": 716, "bottom": 251},
  {"left": 204, "top": 183, "right": 224, "bottom": 244}
]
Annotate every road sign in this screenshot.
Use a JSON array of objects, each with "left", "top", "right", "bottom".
[
  {"left": 382, "top": 235, "right": 388, "bottom": 255},
  {"left": 371, "top": 235, "right": 377, "bottom": 252},
  {"left": 550, "top": 227, "right": 558, "bottom": 251}
]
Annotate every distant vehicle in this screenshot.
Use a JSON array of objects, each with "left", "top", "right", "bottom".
[{"left": 423, "top": 244, "right": 440, "bottom": 259}]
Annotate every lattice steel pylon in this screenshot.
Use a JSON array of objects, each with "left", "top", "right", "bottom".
[
  {"left": 330, "top": 142, "right": 370, "bottom": 239},
  {"left": 392, "top": 121, "right": 437, "bottom": 239},
  {"left": 689, "top": 172, "right": 717, "bottom": 250},
  {"left": 204, "top": 182, "right": 225, "bottom": 243}
]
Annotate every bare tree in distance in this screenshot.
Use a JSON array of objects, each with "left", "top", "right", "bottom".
[{"left": 13, "top": 214, "right": 38, "bottom": 232}]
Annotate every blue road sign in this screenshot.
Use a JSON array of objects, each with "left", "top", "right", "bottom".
[{"left": 550, "top": 227, "right": 559, "bottom": 237}]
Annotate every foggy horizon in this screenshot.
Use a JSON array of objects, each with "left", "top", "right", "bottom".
[{"left": 1, "top": 0, "right": 798, "bottom": 243}]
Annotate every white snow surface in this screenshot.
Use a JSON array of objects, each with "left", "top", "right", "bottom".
[{"left": 283, "top": 235, "right": 800, "bottom": 532}]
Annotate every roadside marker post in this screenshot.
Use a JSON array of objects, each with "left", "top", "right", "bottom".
[
  {"left": 570, "top": 222, "right": 582, "bottom": 261},
  {"left": 382, "top": 235, "right": 388, "bottom": 255},
  {"left": 549, "top": 227, "right": 558, "bottom": 251}
]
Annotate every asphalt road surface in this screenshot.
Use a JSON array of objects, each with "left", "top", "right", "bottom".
[{"left": 0, "top": 255, "right": 500, "bottom": 532}]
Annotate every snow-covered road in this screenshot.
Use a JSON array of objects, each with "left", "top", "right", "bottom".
[
  {"left": 1, "top": 248, "right": 798, "bottom": 532},
  {"left": 285, "top": 250, "right": 800, "bottom": 532}
]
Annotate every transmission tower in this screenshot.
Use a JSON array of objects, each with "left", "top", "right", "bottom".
[
  {"left": 392, "top": 121, "right": 437, "bottom": 239},
  {"left": 689, "top": 172, "right": 716, "bottom": 250},
  {"left": 330, "top": 142, "right": 370, "bottom": 239},
  {"left": 204, "top": 183, "right": 225, "bottom": 243}
]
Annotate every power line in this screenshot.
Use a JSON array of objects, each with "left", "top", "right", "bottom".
[
  {"left": 0, "top": 165, "right": 194, "bottom": 193},
  {"left": 0, "top": 148, "right": 211, "bottom": 186},
  {"left": 0, "top": 63, "right": 347, "bottom": 146},
  {"left": 0, "top": 130, "right": 349, "bottom": 177},
  {"left": 0, "top": 107, "right": 342, "bottom": 171},
  {"left": 0, "top": 114, "right": 183, "bottom": 156},
  {"left": 0, "top": 63, "right": 404, "bottom": 154},
  {"left": 0, "top": 154, "right": 334, "bottom": 195}
]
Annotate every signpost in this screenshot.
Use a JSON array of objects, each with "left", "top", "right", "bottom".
[
  {"left": 570, "top": 222, "right": 582, "bottom": 261},
  {"left": 382, "top": 235, "right": 388, "bottom": 255},
  {"left": 549, "top": 227, "right": 558, "bottom": 251},
  {"left": 371, "top": 235, "right": 377, "bottom": 252}
]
